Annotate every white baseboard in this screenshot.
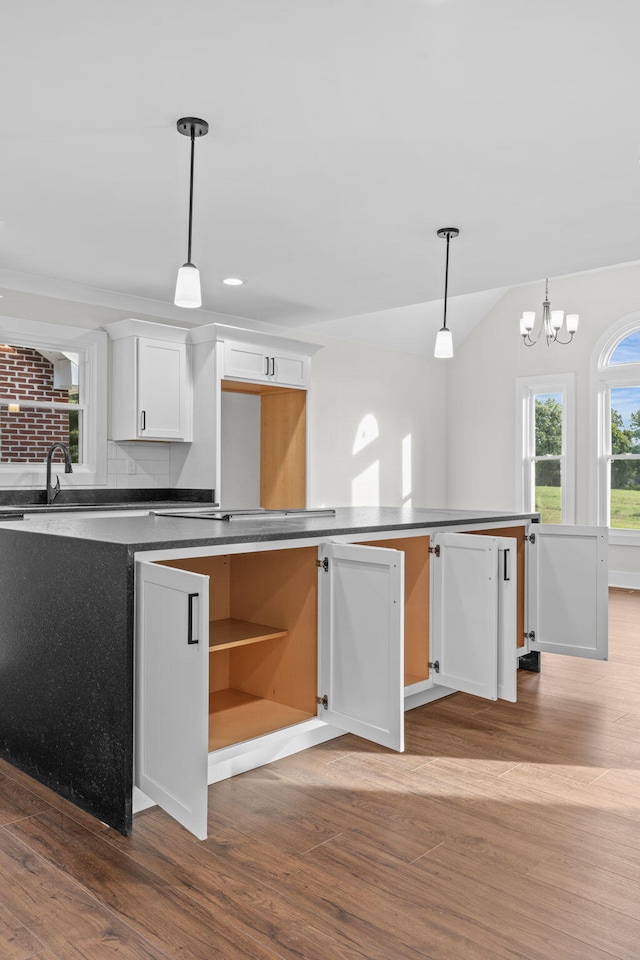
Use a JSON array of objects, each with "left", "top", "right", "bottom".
[{"left": 609, "top": 570, "right": 640, "bottom": 590}]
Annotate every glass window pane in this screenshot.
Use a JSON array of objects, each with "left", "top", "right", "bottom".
[
  {"left": 609, "top": 330, "right": 640, "bottom": 365},
  {"left": 0, "top": 344, "right": 79, "bottom": 403},
  {"left": 0, "top": 406, "right": 80, "bottom": 463},
  {"left": 610, "top": 386, "right": 640, "bottom": 454},
  {"left": 535, "top": 393, "right": 562, "bottom": 456},
  {"left": 610, "top": 460, "right": 640, "bottom": 529},
  {"left": 535, "top": 459, "right": 562, "bottom": 522}
]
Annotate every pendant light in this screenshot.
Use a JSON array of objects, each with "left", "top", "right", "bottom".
[
  {"left": 434, "top": 227, "right": 459, "bottom": 359},
  {"left": 174, "top": 117, "right": 209, "bottom": 308}
]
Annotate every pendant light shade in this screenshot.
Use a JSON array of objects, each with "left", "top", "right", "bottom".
[
  {"left": 433, "top": 227, "right": 459, "bottom": 359},
  {"left": 175, "top": 262, "right": 202, "bottom": 309},
  {"left": 174, "top": 117, "right": 209, "bottom": 309},
  {"left": 434, "top": 327, "right": 453, "bottom": 358}
]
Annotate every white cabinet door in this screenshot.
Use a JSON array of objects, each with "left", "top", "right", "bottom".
[
  {"left": 137, "top": 338, "right": 189, "bottom": 439},
  {"left": 318, "top": 542, "right": 404, "bottom": 751},
  {"left": 271, "top": 352, "right": 308, "bottom": 388},
  {"left": 527, "top": 524, "right": 608, "bottom": 660},
  {"left": 222, "top": 340, "right": 269, "bottom": 382},
  {"left": 135, "top": 561, "right": 209, "bottom": 840},
  {"left": 497, "top": 539, "right": 518, "bottom": 702},
  {"left": 432, "top": 532, "right": 503, "bottom": 700},
  {"left": 222, "top": 340, "right": 309, "bottom": 388}
]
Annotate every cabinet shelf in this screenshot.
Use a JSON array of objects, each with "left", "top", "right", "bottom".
[
  {"left": 209, "top": 689, "right": 314, "bottom": 751},
  {"left": 209, "top": 617, "right": 288, "bottom": 652}
]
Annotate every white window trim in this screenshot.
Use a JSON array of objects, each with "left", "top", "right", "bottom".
[
  {"left": 591, "top": 311, "right": 640, "bottom": 545},
  {"left": 515, "top": 373, "right": 576, "bottom": 524},
  {"left": 0, "top": 315, "right": 107, "bottom": 488}
]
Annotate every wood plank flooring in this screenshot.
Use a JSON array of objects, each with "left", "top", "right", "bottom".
[{"left": 0, "top": 588, "right": 639, "bottom": 959}]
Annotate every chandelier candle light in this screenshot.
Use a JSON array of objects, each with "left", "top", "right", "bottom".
[
  {"left": 434, "top": 227, "right": 459, "bottom": 359},
  {"left": 520, "top": 278, "right": 579, "bottom": 346},
  {"left": 174, "top": 117, "right": 209, "bottom": 309}
]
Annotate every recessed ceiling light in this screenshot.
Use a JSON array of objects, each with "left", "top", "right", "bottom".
[{"left": 221, "top": 277, "right": 245, "bottom": 286}]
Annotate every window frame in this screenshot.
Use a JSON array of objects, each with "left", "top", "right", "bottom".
[
  {"left": 592, "top": 312, "right": 640, "bottom": 544},
  {"left": 515, "top": 372, "right": 576, "bottom": 524},
  {"left": 0, "top": 315, "right": 107, "bottom": 487}
]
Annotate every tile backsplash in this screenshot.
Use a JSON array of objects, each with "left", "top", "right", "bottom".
[{"left": 107, "top": 441, "right": 171, "bottom": 489}]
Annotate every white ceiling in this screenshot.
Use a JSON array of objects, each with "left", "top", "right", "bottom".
[{"left": 1, "top": 0, "right": 640, "bottom": 352}]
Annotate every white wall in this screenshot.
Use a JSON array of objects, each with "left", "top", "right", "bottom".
[
  {"left": 220, "top": 392, "right": 261, "bottom": 507},
  {"left": 309, "top": 336, "right": 448, "bottom": 508},
  {"left": 446, "top": 261, "right": 640, "bottom": 584}
]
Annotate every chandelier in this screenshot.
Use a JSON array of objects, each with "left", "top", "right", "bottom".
[{"left": 520, "top": 278, "right": 579, "bottom": 346}]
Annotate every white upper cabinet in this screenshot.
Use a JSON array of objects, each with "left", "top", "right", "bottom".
[
  {"left": 222, "top": 339, "right": 310, "bottom": 388},
  {"left": 106, "top": 319, "right": 192, "bottom": 442}
]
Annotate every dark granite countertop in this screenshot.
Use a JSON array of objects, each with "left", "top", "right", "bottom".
[{"left": 0, "top": 506, "right": 538, "bottom": 551}]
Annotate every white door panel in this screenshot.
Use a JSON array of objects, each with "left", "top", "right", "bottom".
[
  {"left": 497, "top": 541, "right": 517, "bottom": 703},
  {"left": 135, "top": 561, "right": 209, "bottom": 840},
  {"left": 432, "top": 533, "right": 499, "bottom": 700},
  {"left": 319, "top": 543, "right": 404, "bottom": 751},
  {"left": 137, "top": 338, "right": 187, "bottom": 438},
  {"left": 527, "top": 524, "right": 608, "bottom": 660}
]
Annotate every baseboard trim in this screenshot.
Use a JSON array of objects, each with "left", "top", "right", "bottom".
[{"left": 609, "top": 570, "right": 640, "bottom": 590}]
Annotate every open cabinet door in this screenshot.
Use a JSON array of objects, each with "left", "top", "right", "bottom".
[
  {"left": 318, "top": 542, "right": 404, "bottom": 751},
  {"left": 527, "top": 524, "right": 608, "bottom": 660},
  {"left": 135, "top": 561, "right": 209, "bottom": 839},
  {"left": 431, "top": 533, "right": 503, "bottom": 700}
]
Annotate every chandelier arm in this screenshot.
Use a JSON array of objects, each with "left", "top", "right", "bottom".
[{"left": 552, "top": 330, "right": 575, "bottom": 346}]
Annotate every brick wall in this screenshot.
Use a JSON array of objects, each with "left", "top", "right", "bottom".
[{"left": 0, "top": 346, "right": 71, "bottom": 463}]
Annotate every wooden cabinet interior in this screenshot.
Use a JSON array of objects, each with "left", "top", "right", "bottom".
[
  {"left": 363, "top": 536, "right": 430, "bottom": 687},
  {"left": 221, "top": 379, "right": 306, "bottom": 509},
  {"left": 160, "top": 547, "right": 318, "bottom": 751},
  {"left": 466, "top": 526, "right": 525, "bottom": 647}
]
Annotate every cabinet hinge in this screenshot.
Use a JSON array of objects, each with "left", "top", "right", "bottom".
[
  {"left": 524, "top": 532, "right": 536, "bottom": 544},
  {"left": 316, "top": 694, "right": 328, "bottom": 709},
  {"left": 316, "top": 557, "right": 329, "bottom": 571},
  {"left": 428, "top": 660, "right": 440, "bottom": 674},
  {"left": 428, "top": 544, "right": 441, "bottom": 557}
]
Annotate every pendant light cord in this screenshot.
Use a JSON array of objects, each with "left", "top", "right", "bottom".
[
  {"left": 442, "top": 232, "right": 451, "bottom": 330},
  {"left": 187, "top": 125, "right": 195, "bottom": 265}
]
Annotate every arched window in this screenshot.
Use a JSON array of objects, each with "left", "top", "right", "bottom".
[{"left": 594, "top": 317, "right": 640, "bottom": 536}]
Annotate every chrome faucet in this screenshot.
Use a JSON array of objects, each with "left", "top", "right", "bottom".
[{"left": 46, "top": 442, "right": 73, "bottom": 505}]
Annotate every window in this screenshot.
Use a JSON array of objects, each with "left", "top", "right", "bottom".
[
  {"left": 516, "top": 374, "right": 575, "bottom": 523},
  {"left": 0, "top": 317, "right": 107, "bottom": 487},
  {"left": 595, "top": 318, "right": 640, "bottom": 536}
]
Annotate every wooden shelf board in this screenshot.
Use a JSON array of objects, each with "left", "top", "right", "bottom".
[
  {"left": 209, "top": 688, "right": 314, "bottom": 751},
  {"left": 404, "top": 671, "right": 428, "bottom": 687},
  {"left": 209, "top": 617, "right": 288, "bottom": 652}
]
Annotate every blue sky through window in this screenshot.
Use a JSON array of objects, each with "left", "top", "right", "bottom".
[
  {"left": 610, "top": 330, "right": 640, "bottom": 365},
  {"left": 611, "top": 386, "right": 640, "bottom": 428}
]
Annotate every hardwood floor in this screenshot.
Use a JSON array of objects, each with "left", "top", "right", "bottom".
[{"left": 1, "top": 588, "right": 639, "bottom": 959}]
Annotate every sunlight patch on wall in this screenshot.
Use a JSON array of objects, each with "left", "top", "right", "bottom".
[
  {"left": 402, "top": 434, "right": 412, "bottom": 502},
  {"left": 352, "top": 413, "right": 379, "bottom": 455},
  {"left": 352, "top": 461, "right": 379, "bottom": 506}
]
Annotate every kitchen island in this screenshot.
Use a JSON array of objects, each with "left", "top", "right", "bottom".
[{"left": 0, "top": 506, "right": 607, "bottom": 837}]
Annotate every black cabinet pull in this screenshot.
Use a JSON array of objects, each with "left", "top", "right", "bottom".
[
  {"left": 140, "top": 410, "right": 146, "bottom": 431},
  {"left": 187, "top": 593, "right": 199, "bottom": 644},
  {"left": 270, "top": 357, "right": 275, "bottom": 376},
  {"left": 265, "top": 356, "right": 270, "bottom": 376},
  {"left": 503, "top": 549, "right": 510, "bottom": 581}
]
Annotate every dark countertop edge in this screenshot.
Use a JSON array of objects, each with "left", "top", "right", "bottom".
[
  {"left": 127, "top": 513, "right": 539, "bottom": 552},
  {"left": 1, "top": 510, "right": 539, "bottom": 552}
]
